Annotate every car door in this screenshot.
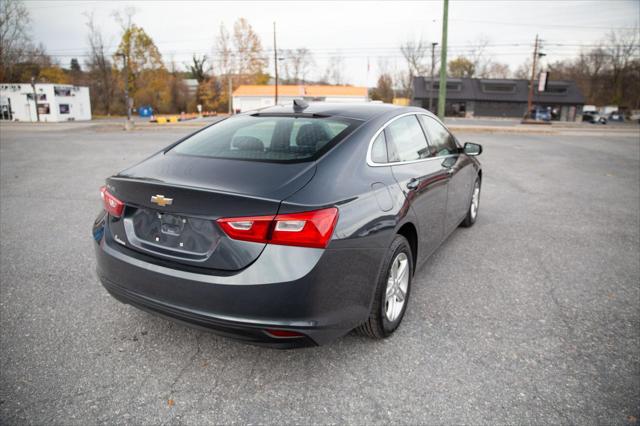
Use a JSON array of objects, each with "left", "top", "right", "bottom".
[
  {"left": 418, "top": 115, "right": 476, "bottom": 234},
  {"left": 383, "top": 114, "right": 449, "bottom": 261}
]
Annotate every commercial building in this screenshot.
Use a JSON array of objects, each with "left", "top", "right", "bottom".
[
  {"left": 232, "top": 85, "right": 368, "bottom": 113},
  {"left": 0, "top": 83, "right": 91, "bottom": 122},
  {"left": 412, "top": 77, "right": 585, "bottom": 121}
]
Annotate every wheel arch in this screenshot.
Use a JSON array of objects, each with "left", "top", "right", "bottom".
[{"left": 396, "top": 222, "right": 418, "bottom": 270}]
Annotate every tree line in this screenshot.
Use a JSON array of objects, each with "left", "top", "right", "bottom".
[
  {"left": 1, "top": 0, "right": 638, "bottom": 115},
  {"left": 371, "top": 31, "right": 639, "bottom": 110}
]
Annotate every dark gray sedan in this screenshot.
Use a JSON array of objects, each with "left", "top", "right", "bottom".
[{"left": 93, "top": 101, "right": 482, "bottom": 347}]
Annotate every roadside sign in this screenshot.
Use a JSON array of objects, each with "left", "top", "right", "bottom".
[{"left": 538, "top": 72, "right": 549, "bottom": 92}]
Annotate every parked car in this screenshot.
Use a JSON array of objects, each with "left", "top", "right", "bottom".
[
  {"left": 93, "top": 102, "right": 483, "bottom": 347},
  {"left": 530, "top": 107, "right": 551, "bottom": 122},
  {"left": 608, "top": 112, "right": 624, "bottom": 122},
  {"left": 583, "top": 112, "right": 607, "bottom": 124}
]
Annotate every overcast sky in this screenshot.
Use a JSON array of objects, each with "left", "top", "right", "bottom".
[{"left": 24, "top": 0, "right": 639, "bottom": 86}]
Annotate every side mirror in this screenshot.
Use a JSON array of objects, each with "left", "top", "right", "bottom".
[{"left": 463, "top": 142, "right": 482, "bottom": 156}]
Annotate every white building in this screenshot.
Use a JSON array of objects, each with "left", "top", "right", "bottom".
[
  {"left": 0, "top": 83, "right": 91, "bottom": 122},
  {"left": 232, "top": 85, "right": 369, "bottom": 113}
]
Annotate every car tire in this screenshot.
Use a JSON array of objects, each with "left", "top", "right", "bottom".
[
  {"left": 356, "top": 235, "right": 413, "bottom": 339},
  {"left": 461, "top": 177, "right": 481, "bottom": 228}
]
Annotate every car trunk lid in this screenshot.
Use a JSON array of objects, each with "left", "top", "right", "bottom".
[{"left": 104, "top": 153, "right": 316, "bottom": 271}]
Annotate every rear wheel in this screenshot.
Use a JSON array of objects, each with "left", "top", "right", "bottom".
[
  {"left": 461, "top": 177, "right": 481, "bottom": 228},
  {"left": 356, "top": 235, "right": 413, "bottom": 339}
]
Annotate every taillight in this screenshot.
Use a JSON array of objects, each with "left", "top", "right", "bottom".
[
  {"left": 217, "top": 207, "right": 338, "bottom": 249},
  {"left": 216, "top": 215, "right": 274, "bottom": 244},
  {"left": 100, "top": 186, "right": 125, "bottom": 217}
]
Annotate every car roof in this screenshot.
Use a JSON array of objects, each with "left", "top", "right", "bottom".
[{"left": 253, "top": 102, "right": 410, "bottom": 121}]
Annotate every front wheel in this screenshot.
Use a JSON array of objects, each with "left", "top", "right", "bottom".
[
  {"left": 461, "top": 177, "right": 481, "bottom": 228},
  {"left": 356, "top": 235, "right": 413, "bottom": 339}
]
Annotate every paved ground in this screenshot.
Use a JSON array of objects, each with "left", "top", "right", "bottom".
[{"left": 1, "top": 122, "right": 639, "bottom": 425}]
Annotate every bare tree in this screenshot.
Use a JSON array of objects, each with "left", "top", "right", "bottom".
[
  {"left": 323, "top": 55, "right": 346, "bottom": 85},
  {"left": 399, "top": 37, "right": 429, "bottom": 97},
  {"left": 0, "top": 0, "right": 32, "bottom": 80},
  {"left": 513, "top": 58, "right": 531, "bottom": 79},
  {"left": 604, "top": 29, "right": 639, "bottom": 104},
  {"left": 485, "top": 62, "right": 510, "bottom": 79},
  {"left": 281, "top": 47, "right": 314, "bottom": 84},
  {"left": 84, "top": 12, "right": 115, "bottom": 114},
  {"left": 214, "top": 22, "right": 234, "bottom": 78},
  {"left": 467, "top": 35, "right": 493, "bottom": 78}
]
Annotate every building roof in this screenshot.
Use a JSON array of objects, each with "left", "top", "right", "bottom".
[
  {"left": 233, "top": 85, "right": 368, "bottom": 98},
  {"left": 412, "top": 77, "right": 585, "bottom": 105}
]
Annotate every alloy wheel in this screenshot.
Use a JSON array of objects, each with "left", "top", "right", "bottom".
[{"left": 384, "top": 252, "right": 409, "bottom": 322}]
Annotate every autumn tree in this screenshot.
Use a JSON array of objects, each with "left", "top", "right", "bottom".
[
  {"left": 370, "top": 73, "right": 394, "bottom": 103},
  {"left": 113, "top": 17, "right": 174, "bottom": 113},
  {"left": 38, "top": 66, "right": 68, "bottom": 83},
  {"left": 214, "top": 18, "right": 267, "bottom": 112},
  {"left": 448, "top": 57, "right": 475, "bottom": 78}
]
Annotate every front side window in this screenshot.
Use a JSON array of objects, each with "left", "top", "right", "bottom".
[
  {"left": 385, "top": 115, "right": 430, "bottom": 162},
  {"left": 172, "top": 115, "right": 357, "bottom": 162},
  {"left": 59, "top": 104, "right": 70, "bottom": 114},
  {"left": 418, "top": 115, "right": 458, "bottom": 157}
]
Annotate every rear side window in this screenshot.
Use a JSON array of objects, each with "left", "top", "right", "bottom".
[
  {"left": 418, "top": 115, "right": 458, "bottom": 156},
  {"left": 172, "top": 115, "right": 358, "bottom": 162},
  {"left": 370, "top": 132, "right": 388, "bottom": 163},
  {"left": 385, "top": 115, "right": 430, "bottom": 162}
]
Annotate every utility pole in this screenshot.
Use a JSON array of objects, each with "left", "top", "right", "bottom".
[
  {"left": 429, "top": 42, "right": 438, "bottom": 112},
  {"left": 228, "top": 75, "right": 233, "bottom": 114},
  {"left": 116, "top": 52, "right": 132, "bottom": 129},
  {"left": 30, "top": 76, "right": 40, "bottom": 122},
  {"left": 526, "top": 34, "right": 540, "bottom": 120},
  {"left": 437, "top": 0, "right": 449, "bottom": 120},
  {"left": 524, "top": 34, "right": 546, "bottom": 121},
  {"left": 273, "top": 21, "right": 279, "bottom": 105}
]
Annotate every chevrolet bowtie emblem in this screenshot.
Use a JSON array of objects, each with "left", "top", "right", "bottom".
[{"left": 150, "top": 194, "right": 173, "bottom": 207}]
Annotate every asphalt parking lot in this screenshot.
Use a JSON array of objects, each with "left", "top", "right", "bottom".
[{"left": 1, "top": 122, "right": 639, "bottom": 425}]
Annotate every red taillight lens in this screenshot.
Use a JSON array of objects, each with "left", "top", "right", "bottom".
[
  {"left": 216, "top": 215, "right": 274, "bottom": 244},
  {"left": 100, "top": 186, "right": 125, "bottom": 217},
  {"left": 217, "top": 207, "right": 338, "bottom": 249},
  {"left": 271, "top": 208, "right": 338, "bottom": 248}
]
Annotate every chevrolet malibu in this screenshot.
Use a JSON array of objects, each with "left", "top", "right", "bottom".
[{"left": 93, "top": 101, "right": 483, "bottom": 347}]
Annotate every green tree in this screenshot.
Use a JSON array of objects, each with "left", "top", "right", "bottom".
[
  {"left": 189, "top": 54, "right": 208, "bottom": 83},
  {"left": 448, "top": 56, "right": 475, "bottom": 78}
]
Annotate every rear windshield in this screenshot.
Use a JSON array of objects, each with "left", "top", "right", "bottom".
[{"left": 171, "top": 115, "right": 359, "bottom": 162}]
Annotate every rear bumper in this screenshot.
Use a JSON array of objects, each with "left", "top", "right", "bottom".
[{"left": 94, "top": 227, "right": 385, "bottom": 347}]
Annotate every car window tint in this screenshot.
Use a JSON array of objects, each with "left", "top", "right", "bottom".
[
  {"left": 385, "top": 115, "right": 430, "bottom": 162},
  {"left": 370, "top": 132, "right": 388, "bottom": 163},
  {"left": 172, "top": 115, "right": 357, "bottom": 162},
  {"left": 418, "top": 115, "right": 458, "bottom": 156},
  {"left": 289, "top": 119, "right": 347, "bottom": 151}
]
